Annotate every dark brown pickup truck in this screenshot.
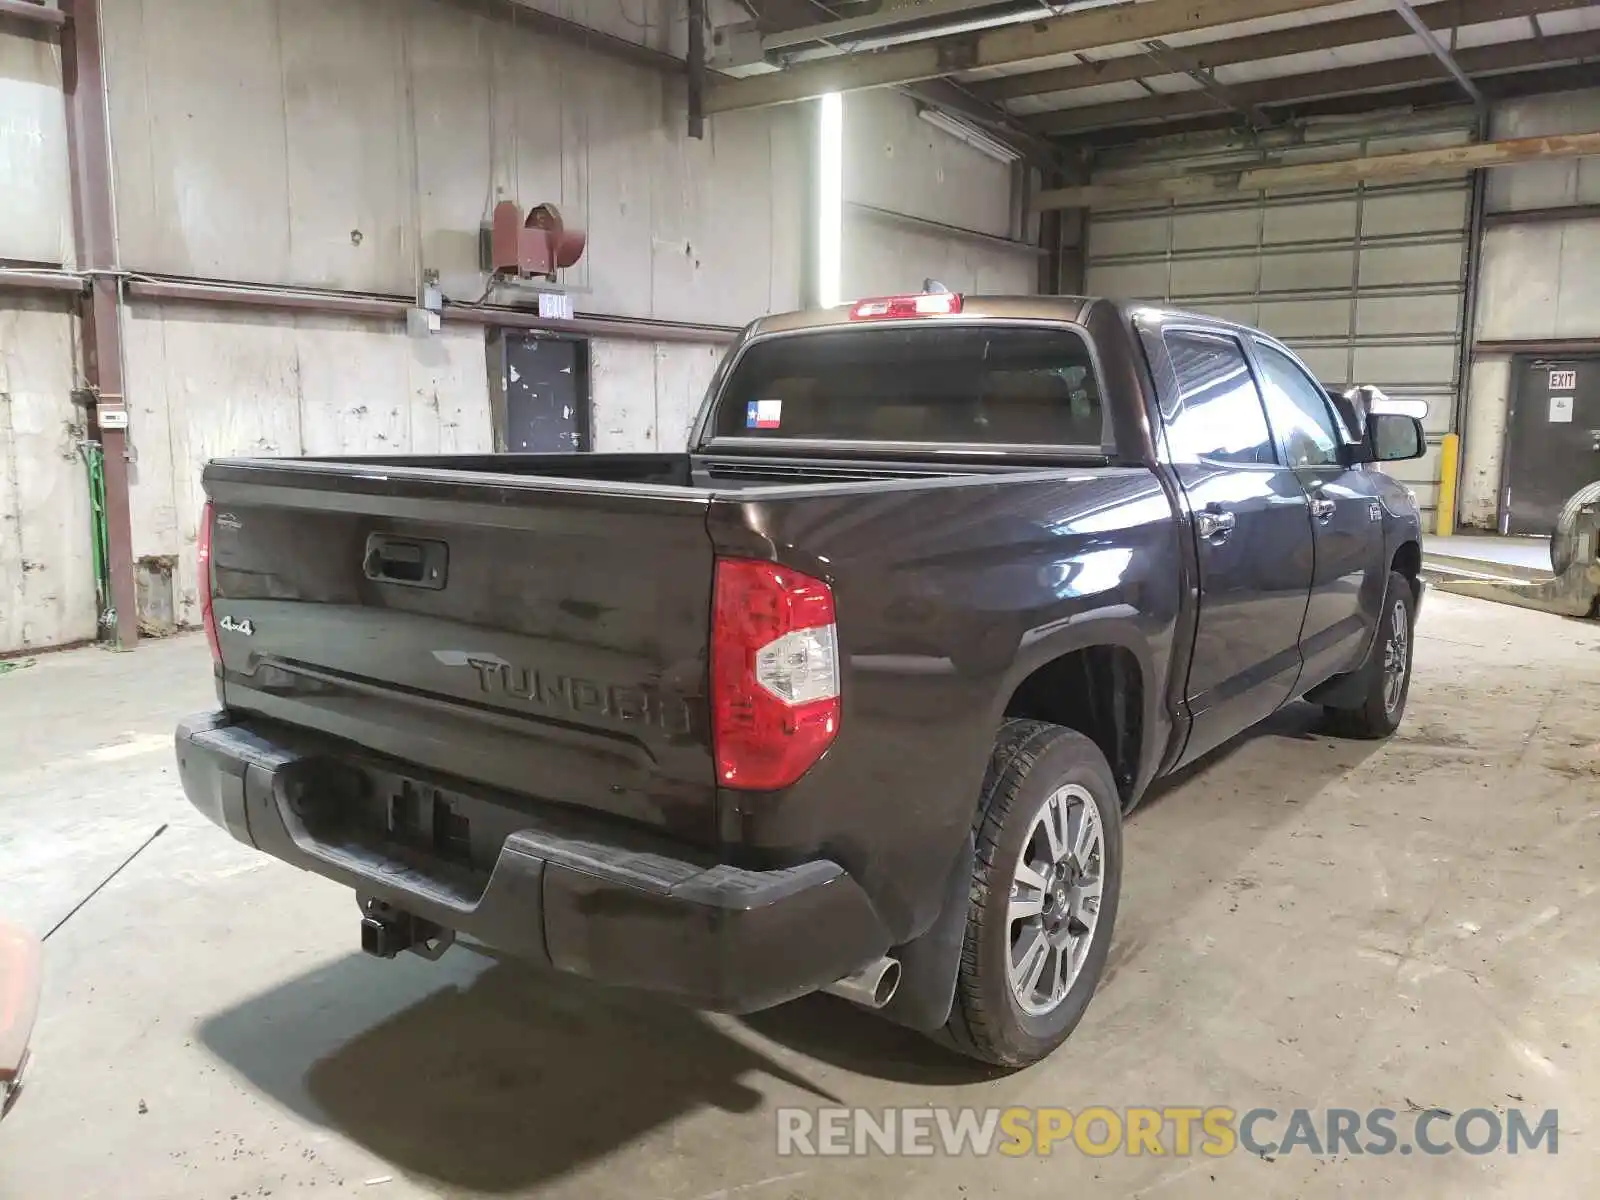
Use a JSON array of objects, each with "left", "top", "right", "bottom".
[{"left": 176, "top": 292, "right": 1426, "bottom": 1066}]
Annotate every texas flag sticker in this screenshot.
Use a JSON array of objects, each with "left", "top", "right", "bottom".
[{"left": 746, "top": 399, "right": 783, "bottom": 429}]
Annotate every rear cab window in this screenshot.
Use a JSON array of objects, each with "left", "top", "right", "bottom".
[{"left": 705, "top": 325, "right": 1109, "bottom": 451}]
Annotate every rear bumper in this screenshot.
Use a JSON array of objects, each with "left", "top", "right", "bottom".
[{"left": 175, "top": 712, "right": 892, "bottom": 1013}]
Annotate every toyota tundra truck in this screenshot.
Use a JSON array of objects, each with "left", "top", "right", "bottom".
[{"left": 175, "top": 293, "right": 1426, "bottom": 1067}]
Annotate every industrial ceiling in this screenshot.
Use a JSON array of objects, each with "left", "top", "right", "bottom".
[{"left": 708, "top": 0, "right": 1600, "bottom": 176}]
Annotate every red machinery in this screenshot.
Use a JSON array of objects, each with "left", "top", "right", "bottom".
[
  {"left": 489, "top": 201, "right": 587, "bottom": 282},
  {"left": 0, "top": 918, "right": 40, "bottom": 1121}
]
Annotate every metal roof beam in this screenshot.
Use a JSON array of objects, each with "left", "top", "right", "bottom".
[
  {"left": 734, "top": 0, "right": 1066, "bottom": 167},
  {"left": 0, "top": 0, "right": 65, "bottom": 27},
  {"left": 1028, "top": 28, "right": 1600, "bottom": 135},
  {"left": 1388, "top": 0, "right": 1484, "bottom": 106},
  {"left": 973, "top": 0, "right": 1591, "bottom": 102},
  {"left": 1035, "top": 130, "right": 1600, "bottom": 208},
  {"left": 703, "top": 0, "right": 1352, "bottom": 112},
  {"left": 1140, "top": 37, "right": 1272, "bottom": 129},
  {"left": 761, "top": 0, "right": 1015, "bottom": 50},
  {"left": 434, "top": 0, "right": 686, "bottom": 75},
  {"left": 1074, "top": 60, "right": 1600, "bottom": 145}
]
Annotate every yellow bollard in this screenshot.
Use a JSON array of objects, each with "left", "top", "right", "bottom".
[{"left": 1435, "top": 433, "right": 1460, "bottom": 538}]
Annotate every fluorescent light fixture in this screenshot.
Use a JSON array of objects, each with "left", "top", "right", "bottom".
[
  {"left": 818, "top": 92, "right": 844, "bottom": 309},
  {"left": 917, "top": 105, "right": 1021, "bottom": 165}
]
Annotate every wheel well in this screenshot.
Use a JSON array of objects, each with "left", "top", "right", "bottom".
[
  {"left": 1003, "top": 645, "right": 1142, "bottom": 807},
  {"left": 1392, "top": 540, "right": 1422, "bottom": 604}
]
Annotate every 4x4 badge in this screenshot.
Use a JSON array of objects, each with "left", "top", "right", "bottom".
[{"left": 219, "top": 615, "right": 254, "bottom": 637}]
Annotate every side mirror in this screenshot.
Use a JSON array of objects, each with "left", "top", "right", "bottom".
[{"left": 1363, "top": 412, "right": 1426, "bottom": 463}]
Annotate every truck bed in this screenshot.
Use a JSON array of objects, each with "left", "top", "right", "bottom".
[{"left": 200, "top": 451, "right": 1109, "bottom": 850}]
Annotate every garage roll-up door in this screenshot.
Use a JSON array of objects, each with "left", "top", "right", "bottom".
[{"left": 1086, "top": 114, "right": 1475, "bottom": 523}]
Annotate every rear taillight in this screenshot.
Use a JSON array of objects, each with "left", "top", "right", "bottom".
[
  {"left": 711, "top": 558, "right": 841, "bottom": 791},
  {"left": 198, "top": 501, "right": 219, "bottom": 663}
]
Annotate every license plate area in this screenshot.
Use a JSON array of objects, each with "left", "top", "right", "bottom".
[
  {"left": 287, "top": 759, "right": 533, "bottom": 900},
  {"left": 387, "top": 777, "right": 474, "bottom": 865}
]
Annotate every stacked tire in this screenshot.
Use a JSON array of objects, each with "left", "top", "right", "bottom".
[{"left": 1550, "top": 481, "right": 1600, "bottom": 576}]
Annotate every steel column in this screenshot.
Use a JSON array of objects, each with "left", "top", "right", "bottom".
[
  {"left": 61, "top": 0, "right": 138, "bottom": 650},
  {"left": 1451, "top": 110, "right": 1490, "bottom": 538},
  {"left": 688, "top": 0, "right": 706, "bottom": 138}
]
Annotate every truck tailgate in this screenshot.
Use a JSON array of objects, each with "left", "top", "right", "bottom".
[{"left": 202, "top": 461, "right": 719, "bottom": 843}]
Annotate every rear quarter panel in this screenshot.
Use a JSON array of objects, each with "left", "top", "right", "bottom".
[{"left": 707, "top": 467, "right": 1183, "bottom": 939}]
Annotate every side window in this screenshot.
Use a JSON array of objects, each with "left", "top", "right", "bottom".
[
  {"left": 1254, "top": 341, "right": 1343, "bottom": 468},
  {"left": 1159, "top": 330, "right": 1277, "bottom": 466}
]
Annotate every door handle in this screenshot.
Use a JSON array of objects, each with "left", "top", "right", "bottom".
[
  {"left": 1311, "top": 496, "right": 1337, "bottom": 522},
  {"left": 364, "top": 534, "right": 448, "bottom": 590},
  {"left": 1196, "top": 507, "right": 1236, "bottom": 543}
]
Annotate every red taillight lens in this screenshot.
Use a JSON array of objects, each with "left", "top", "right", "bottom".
[
  {"left": 849, "top": 292, "right": 963, "bottom": 320},
  {"left": 198, "top": 501, "right": 219, "bottom": 663},
  {"left": 711, "top": 558, "right": 841, "bottom": 791}
]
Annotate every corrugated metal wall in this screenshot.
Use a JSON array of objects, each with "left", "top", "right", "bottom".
[
  {"left": 101, "top": 0, "right": 806, "bottom": 322},
  {"left": 0, "top": 27, "right": 95, "bottom": 654},
  {"left": 1461, "top": 87, "right": 1600, "bottom": 529},
  {"left": 1, "top": 0, "right": 1028, "bottom": 652},
  {"left": 99, "top": 0, "right": 808, "bottom": 629},
  {"left": 842, "top": 90, "right": 1035, "bottom": 298},
  {"left": 122, "top": 301, "right": 494, "bottom": 626},
  {"left": 1087, "top": 113, "right": 1477, "bottom": 522},
  {"left": 99, "top": 0, "right": 811, "bottom": 462},
  {"left": 0, "top": 27, "right": 72, "bottom": 266},
  {"left": 0, "top": 297, "right": 97, "bottom": 652}
]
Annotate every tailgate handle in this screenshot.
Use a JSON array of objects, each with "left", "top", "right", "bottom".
[{"left": 364, "top": 534, "right": 448, "bottom": 590}]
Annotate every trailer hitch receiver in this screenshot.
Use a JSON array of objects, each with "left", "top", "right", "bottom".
[{"left": 359, "top": 898, "right": 456, "bottom": 962}]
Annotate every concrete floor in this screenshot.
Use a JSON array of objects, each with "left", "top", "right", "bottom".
[
  {"left": 1425, "top": 534, "right": 1553, "bottom": 574},
  {"left": 1, "top": 592, "right": 1598, "bottom": 1199}
]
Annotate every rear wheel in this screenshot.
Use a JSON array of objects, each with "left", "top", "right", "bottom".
[
  {"left": 936, "top": 720, "right": 1123, "bottom": 1068},
  {"left": 1323, "top": 569, "right": 1416, "bottom": 739}
]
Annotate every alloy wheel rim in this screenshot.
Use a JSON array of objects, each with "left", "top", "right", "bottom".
[
  {"left": 1007, "top": 783, "right": 1105, "bottom": 1016},
  {"left": 1383, "top": 598, "right": 1409, "bottom": 714}
]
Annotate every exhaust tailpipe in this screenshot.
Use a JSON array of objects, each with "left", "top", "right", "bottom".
[{"left": 821, "top": 956, "right": 902, "bottom": 1010}]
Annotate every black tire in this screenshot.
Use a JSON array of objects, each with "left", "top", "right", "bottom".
[
  {"left": 1551, "top": 481, "right": 1600, "bottom": 575},
  {"left": 1323, "top": 569, "right": 1417, "bottom": 739},
  {"left": 935, "top": 720, "right": 1123, "bottom": 1068}
]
